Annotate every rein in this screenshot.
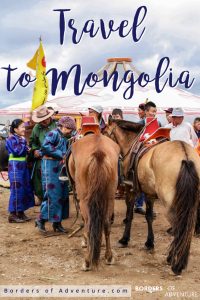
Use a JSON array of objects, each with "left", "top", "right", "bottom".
[
  {"left": 65, "top": 151, "right": 80, "bottom": 229},
  {"left": 106, "top": 125, "right": 143, "bottom": 161},
  {"left": 107, "top": 119, "right": 157, "bottom": 161}
]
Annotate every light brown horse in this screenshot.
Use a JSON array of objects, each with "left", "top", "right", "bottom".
[
  {"left": 68, "top": 133, "right": 120, "bottom": 271},
  {"left": 104, "top": 118, "right": 200, "bottom": 275}
]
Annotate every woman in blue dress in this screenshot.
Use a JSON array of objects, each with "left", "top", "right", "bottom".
[
  {"left": 35, "top": 116, "right": 76, "bottom": 233},
  {"left": 6, "top": 119, "right": 34, "bottom": 223}
]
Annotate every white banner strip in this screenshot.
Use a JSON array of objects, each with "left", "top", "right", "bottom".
[{"left": 0, "top": 285, "right": 131, "bottom": 298}]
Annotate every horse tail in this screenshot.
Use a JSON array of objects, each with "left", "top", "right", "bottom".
[
  {"left": 86, "top": 150, "right": 111, "bottom": 268},
  {"left": 168, "top": 158, "right": 199, "bottom": 275}
]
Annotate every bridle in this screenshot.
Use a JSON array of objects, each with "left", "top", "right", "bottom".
[
  {"left": 105, "top": 124, "right": 144, "bottom": 161},
  {"left": 105, "top": 125, "right": 117, "bottom": 141}
]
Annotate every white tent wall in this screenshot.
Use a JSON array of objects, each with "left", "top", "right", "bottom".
[{"left": 1, "top": 81, "right": 200, "bottom": 126}]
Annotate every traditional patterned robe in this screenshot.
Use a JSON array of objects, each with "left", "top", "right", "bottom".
[
  {"left": 39, "top": 129, "right": 69, "bottom": 222},
  {"left": 29, "top": 120, "right": 57, "bottom": 200},
  {"left": 6, "top": 134, "right": 34, "bottom": 213}
]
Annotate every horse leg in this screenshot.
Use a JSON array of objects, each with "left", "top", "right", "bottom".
[
  {"left": 123, "top": 185, "right": 131, "bottom": 224},
  {"left": 104, "top": 219, "right": 114, "bottom": 265},
  {"left": 80, "top": 207, "right": 91, "bottom": 271},
  {"left": 118, "top": 192, "right": 135, "bottom": 247},
  {"left": 144, "top": 197, "right": 154, "bottom": 250},
  {"left": 195, "top": 203, "right": 200, "bottom": 235},
  {"left": 82, "top": 229, "right": 92, "bottom": 271}
]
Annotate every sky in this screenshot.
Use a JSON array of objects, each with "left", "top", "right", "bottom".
[{"left": 0, "top": 0, "right": 200, "bottom": 108}]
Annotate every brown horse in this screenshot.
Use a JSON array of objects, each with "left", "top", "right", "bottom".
[
  {"left": 104, "top": 118, "right": 200, "bottom": 275},
  {"left": 68, "top": 133, "right": 120, "bottom": 271}
]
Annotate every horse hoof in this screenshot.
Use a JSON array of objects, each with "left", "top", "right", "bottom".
[
  {"left": 172, "top": 266, "right": 182, "bottom": 276},
  {"left": 81, "top": 240, "right": 87, "bottom": 248},
  {"left": 144, "top": 243, "right": 154, "bottom": 252},
  {"left": 117, "top": 242, "right": 128, "bottom": 248},
  {"left": 105, "top": 256, "right": 115, "bottom": 265},
  {"left": 81, "top": 263, "right": 91, "bottom": 272}
]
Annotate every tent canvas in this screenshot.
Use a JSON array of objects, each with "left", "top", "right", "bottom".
[{"left": 1, "top": 83, "right": 200, "bottom": 115}]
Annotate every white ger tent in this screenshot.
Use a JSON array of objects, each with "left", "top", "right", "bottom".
[{"left": 0, "top": 58, "right": 200, "bottom": 121}]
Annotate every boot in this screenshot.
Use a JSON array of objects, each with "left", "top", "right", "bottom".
[
  {"left": 8, "top": 212, "right": 25, "bottom": 223},
  {"left": 52, "top": 222, "right": 67, "bottom": 233},
  {"left": 17, "top": 211, "right": 31, "bottom": 222},
  {"left": 35, "top": 219, "right": 46, "bottom": 233}
]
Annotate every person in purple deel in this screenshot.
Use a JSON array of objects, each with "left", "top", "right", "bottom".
[
  {"left": 6, "top": 119, "right": 34, "bottom": 223},
  {"left": 35, "top": 116, "right": 76, "bottom": 234}
]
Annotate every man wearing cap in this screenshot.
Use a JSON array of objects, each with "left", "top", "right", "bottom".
[
  {"left": 88, "top": 105, "right": 106, "bottom": 132},
  {"left": 35, "top": 116, "right": 76, "bottom": 233},
  {"left": 29, "top": 106, "right": 57, "bottom": 204},
  {"left": 164, "top": 108, "right": 173, "bottom": 128},
  {"left": 170, "top": 107, "right": 198, "bottom": 147}
]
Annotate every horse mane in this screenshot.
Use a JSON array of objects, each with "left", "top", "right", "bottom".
[{"left": 112, "top": 119, "right": 144, "bottom": 133}]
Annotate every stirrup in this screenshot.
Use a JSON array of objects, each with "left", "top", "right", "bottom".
[
  {"left": 123, "top": 180, "right": 133, "bottom": 187},
  {"left": 59, "top": 175, "right": 69, "bottom": 181},
  {"left": 59, "top": 166, "right": 69, "bottom": 181}
]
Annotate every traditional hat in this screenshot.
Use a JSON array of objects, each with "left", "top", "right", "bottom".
[
  {"left": 88, "top": 105, "right": 103, "bottom": 114},
  {"left": 58, "top": 116, "right": 76, "bottom": 130},
  {"left": 172, "top": 107, "right": 184, "bottom": 117},
  {"left": 32, "top": 105, "right": 55, "bottom": 123},
  {"left": 164, "top": 107, "right": 173, "bottom": 114}
]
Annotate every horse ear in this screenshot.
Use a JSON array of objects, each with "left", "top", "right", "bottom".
[{"left": 108, "top": 115, "right": 113, "bottom": 125}]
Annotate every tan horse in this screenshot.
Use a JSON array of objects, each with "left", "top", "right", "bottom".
[
  {"left": 104, "top": 118, "right": 200, "bottom": 275},
  {"left": 68, "top": 133, "right": 120, "bottom": 271}
]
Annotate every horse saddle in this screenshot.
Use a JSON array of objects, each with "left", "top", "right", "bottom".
[
  {"left": 80, "top": 116, "right": 101, "bottom": 136},
  {"left": 126, "top": 136, "right": 169, "bottom": 194},
  {"left": 144, "top": 127, "right": 171, "bottom": 143}
]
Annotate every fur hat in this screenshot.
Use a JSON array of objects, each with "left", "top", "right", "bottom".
[{"left": 58, "top": 116, "right": 76, "bottom": 130}]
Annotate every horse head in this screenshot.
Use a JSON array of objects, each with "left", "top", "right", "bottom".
[{"left": 104, "top": 116, "right": 144, "bottom": 151}]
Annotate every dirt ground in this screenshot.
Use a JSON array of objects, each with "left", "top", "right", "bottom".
[{"left": 0, "top": 187, "right": 200, "bottom": 300}]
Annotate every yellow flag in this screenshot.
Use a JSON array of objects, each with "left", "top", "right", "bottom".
[{"left": 27, "top": 41, "right": 49, "bottom": 110}]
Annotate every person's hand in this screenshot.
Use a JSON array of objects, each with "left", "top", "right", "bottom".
[
  {"left": 34, "top": 150, "right": 41, "bottom": 158},
  {"left": 26, "top": 147, "right": 31, "bottom": 153}
]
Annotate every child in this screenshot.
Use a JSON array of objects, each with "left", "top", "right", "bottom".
[{"left": 6, "top": 119, "right": 34, "bottom": 223}]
